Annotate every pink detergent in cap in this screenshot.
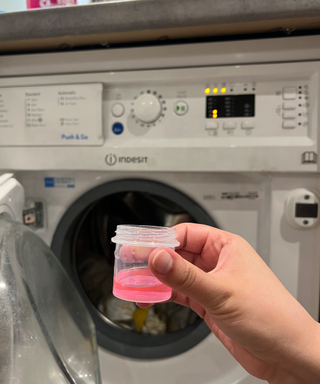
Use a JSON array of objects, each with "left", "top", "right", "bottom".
[{"left": 111, "top": 225, "right": 179, "bottom": 303}]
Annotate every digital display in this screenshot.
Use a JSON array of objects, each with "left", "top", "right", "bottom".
[
  {"left": 206, "top": 94, "right": 255, "bottom": 118},
  {"left": 295, "top": 203, "right": 318, "bottom": 218}
]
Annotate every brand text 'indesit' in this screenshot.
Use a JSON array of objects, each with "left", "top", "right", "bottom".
[{"left": 118, "top": 156, "right": 148, "bottom": 164}]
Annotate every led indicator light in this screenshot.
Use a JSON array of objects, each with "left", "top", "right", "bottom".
[
  {"left": 212, "top": 110, "right": 218, "bottom": 118},
  {"left": 205, "top": 88, "right": 210, "bottom": 94},
  {"left": 221, "top": 87, "right": 227, "bottom": 93},
  {"left": 213, "top": 88, "right": 218, "bottom": 93}
]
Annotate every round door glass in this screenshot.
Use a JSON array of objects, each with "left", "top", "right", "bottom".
[{"left": 74, "top": 191, "right": 198, "bottom": 335}]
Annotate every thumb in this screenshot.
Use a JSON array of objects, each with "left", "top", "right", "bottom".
[{"left": 149, "top": 248, "right": 229, "bottom": 310}]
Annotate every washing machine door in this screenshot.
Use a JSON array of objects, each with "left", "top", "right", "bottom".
[
  {"left": 0, "top": 175, "right": 101, "bottom": 384},
  {"left": 52, "top": 178, "right": 216, "bottom": 359}
]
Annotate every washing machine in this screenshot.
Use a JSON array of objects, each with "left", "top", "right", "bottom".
[{"left": 0, "top": 34, "right": 320, "bottom": 384}]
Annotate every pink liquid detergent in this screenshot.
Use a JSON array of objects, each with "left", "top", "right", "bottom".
[{"left": 113, "top": 268, "right": 172, "bottom": 303}]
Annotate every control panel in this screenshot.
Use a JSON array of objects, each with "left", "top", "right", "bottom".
[
  {"left": 0, "top": 84, "right": 103, "bottom": 146},
  {"left": 0, "top": 62, "right": 320, "bottom": 158},
  {"left": 106, "top": 80, "right": 311, "bottom": 140}
]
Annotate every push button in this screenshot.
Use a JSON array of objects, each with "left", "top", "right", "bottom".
[
  {"left": 241, "top": 121, "right": 255, "bottom": 129},
  {"left": 283, "top": 102, "right": 296, "bottom": 110},
  {"left": 174, "top": 101, "right": 188, "bottom": 116},
  {"left": 283, "top": 87, "right": 297, "bottom": 100},
  {"left": 223, "top": 121, "right": 236, "bottom": 130},
  {"left": 282, "top": 121, "right": 296, "bottom": 129},
  {"left": 112, "top": 103, "right": 125, "bottom": 117},
  {"left": 205, "top": 121, "right": 219, "bottom": 130},
  {"left": 283, "top": 111, "right": 296, "bottom": 119},
  {"left": 112, "top": 122, "right": 124, "bottom": 135}
]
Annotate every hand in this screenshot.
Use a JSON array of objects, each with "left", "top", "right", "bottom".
[
  {"left": 119, "top": 245, "right": 154, "bottom": 263},
  {"left": 138, "top": 223, "right": 320, "bottom": 384}
]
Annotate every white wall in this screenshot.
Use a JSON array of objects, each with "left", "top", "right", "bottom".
[{"left": 0, "top": 0, "right": 26, "bottom": 12}]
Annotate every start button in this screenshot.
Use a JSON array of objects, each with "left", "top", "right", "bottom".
[{"left": 174, "top": 101, "right": 188, "bottom": 116}]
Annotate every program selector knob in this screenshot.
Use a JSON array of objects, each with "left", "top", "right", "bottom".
[{"left": 134, "top": 94, "right": 162, "bottom": 124}]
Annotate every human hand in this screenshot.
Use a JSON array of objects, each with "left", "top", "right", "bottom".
[
  {"left": 119, "top": 245, "right": 154, "bottom": 263},
  {"left": 138, "top": 223, "right": 320, "bottom": 384}
]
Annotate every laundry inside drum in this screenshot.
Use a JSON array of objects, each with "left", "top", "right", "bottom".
[{"left": 73, "top": 191, "right": 199, "bottom": 335}]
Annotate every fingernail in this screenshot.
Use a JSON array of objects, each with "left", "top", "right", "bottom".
[{"left": 152, "top": 250, "right": 173, "bottom": 274}]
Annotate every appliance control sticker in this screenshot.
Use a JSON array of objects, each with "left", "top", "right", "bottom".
[
  {"left": 0, "top": 84, "right": 103, "bottom": 146},
  {"left": 221, "top": 191, "right": 259, "bottom": 200},
  {"left": 203, "top": 186, "right": 263, "bottom": 202},
  {"left": 44, "top": 177, "right": 75, "bottom": 188}
]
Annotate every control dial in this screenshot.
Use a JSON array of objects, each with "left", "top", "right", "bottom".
[{"left": 134, "top": 94, "right": 162, "bottom": 124}]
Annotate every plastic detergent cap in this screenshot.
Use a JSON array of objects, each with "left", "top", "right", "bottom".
[{"left": 111, "top": 225, "right": 180, "bottom": 248}]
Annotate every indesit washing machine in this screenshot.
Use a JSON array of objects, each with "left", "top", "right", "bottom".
[{"left": 0, "top": 34, "right": 320, "bottom": 384}]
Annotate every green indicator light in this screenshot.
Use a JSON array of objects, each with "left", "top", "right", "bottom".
[{"left": 176, "top": 106, "right": 180, "bottom": 111}]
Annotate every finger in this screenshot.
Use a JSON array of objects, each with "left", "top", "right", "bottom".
[
  {"left": 120, "top": 245, "right": 152, "bottom": 263},
  {"left": 175, "top": 223, "right": 230, "bottom": 253},
  {"left": 174, "top": 248, "right": 195, "bottom": 263},
  {"left": 136, "top": 290, "right": 189, "bottom": 308},
  {"left": 136, "top": 302, "right": 154, "bottom": 308},
  {"left": 131, "top": 246, "right": 153, "bottom": 260},
  {"left": 148, "top": 248, "right": 231, "bottom": 311},
  {"left": 119, "top": 245, "right": 137, "bottom": 263},
  {"left": 174, "top": 223, "right": 231, "bottom": 270},
  {"left": 136, "top": 290, "right": 187, "bottom": 309},
  {"left": 137, "top": 290, "right": 206, "bottom": 318},
  {"left": 176, "top": 248, "right": 215, "bottom": 272},
  {"left": 171, "top": 290, "right": 207, "bottom": 318},
  {"left": 170, "top": 289, "right": 191, "bottom": 307}
]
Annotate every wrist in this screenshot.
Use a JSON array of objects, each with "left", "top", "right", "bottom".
[{"left": 269, "top": 320, "right": 320, "bottom": 384}]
